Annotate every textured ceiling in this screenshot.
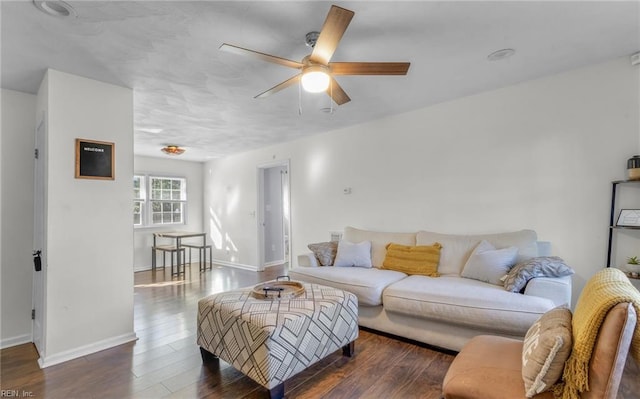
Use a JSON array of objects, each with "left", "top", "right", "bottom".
[{"left": 2, "top": 1, "right": 639, "bottom": 162}]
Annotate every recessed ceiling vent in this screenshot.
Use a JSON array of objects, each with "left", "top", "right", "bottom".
[
  {"left": 33, "top": 0, "right": 77, "bottom": 18},
  {"left": 487, "top": 48, "right": 516, "bottom": 61}
]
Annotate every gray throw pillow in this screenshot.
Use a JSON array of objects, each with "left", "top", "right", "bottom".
[
  {"left": 308, "top": 241, "right": 338, "bottom": 266},
  {"left": 503, "top": 256, "right": 574, "bottom": 293},
  {"left": 333, "top": 240, "right": 373, "bottom": 268},
  {"left": 461, "top": 240, "right": 518, "bottom": 285}
]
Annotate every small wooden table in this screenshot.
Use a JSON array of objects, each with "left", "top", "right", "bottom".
[
  {"left": 197, "top": 282, "right": 359, "bottom": 398},
  {"left": 152, "top": 231, "right": 207, "bottom": 274}
]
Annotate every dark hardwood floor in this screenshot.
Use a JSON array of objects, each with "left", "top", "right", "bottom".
[{"left": 1, "top": 263, "right": 639, "bottom": 398}]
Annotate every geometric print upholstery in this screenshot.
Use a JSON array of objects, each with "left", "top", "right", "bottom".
[{"left": 197, "top": 283, "right": 359, "bottom": 389}]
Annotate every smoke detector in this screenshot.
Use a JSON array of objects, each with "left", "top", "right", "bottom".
[{"left": 305, "top": 32, "right": 320, "bottom": 48}]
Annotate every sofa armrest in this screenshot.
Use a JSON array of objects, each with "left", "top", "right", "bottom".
[
  {"left": 297, "top": 253, "right": 320, "bottom": 267},
  {"left": 524, "top": 275, "right": 572, "bottom": 307}
]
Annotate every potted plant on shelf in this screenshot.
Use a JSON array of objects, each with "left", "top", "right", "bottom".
[{"left": 626, "top": 256, "right": 640, "bottom": 276}]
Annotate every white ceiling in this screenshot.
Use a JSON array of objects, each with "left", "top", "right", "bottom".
[{"left": 2, "top": 1, "right": 639, "bottom": 162}]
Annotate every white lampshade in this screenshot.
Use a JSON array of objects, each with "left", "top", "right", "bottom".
[{"left": 301, "top": 65, "right": 330, "bottom": 93}]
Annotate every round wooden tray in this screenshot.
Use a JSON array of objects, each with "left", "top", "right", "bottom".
[{"left": 251, "top": 280, "right": 305, "bottom": 300}]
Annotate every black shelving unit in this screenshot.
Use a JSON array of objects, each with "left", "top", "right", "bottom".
[{"left": 606, "top": 180, "right": 640, "bottom": 267}]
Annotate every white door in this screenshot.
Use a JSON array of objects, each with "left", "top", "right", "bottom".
[
  {"left": 32, "top": 114, "right": 46, "bottom": 357},
  {"left": 257, "top": 161, "right": 291, "bottom": 270}
]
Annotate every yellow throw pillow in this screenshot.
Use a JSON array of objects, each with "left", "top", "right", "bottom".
[{"left": 382, "top": 242, "right": 442, "bottom": 276}]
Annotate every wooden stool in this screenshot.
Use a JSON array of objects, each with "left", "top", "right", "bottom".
[
  {"left": 183, "top": 244, "right": 212, "bottom": 272},
  {"left": 152, "top": 245, "right": 186, "bottom": 277}
]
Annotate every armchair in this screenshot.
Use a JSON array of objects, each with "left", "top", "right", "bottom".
[{"left": 443, "top": 268, "right": 639, "bottom": 399}]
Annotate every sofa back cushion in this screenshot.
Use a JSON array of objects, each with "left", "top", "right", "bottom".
[
  {"left": 416, "top": 229, "right": 539, "bottom": 276},
  {"left": 343, "top": 226, "right": 416, "bottom": 268}
]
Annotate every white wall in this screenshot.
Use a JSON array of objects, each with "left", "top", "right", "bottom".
[
  {"left": 0, "top": 89, "right": 36, "bottom": 348},
  {"left": 204, "top": 57, "right": 640, "bottom": 305},
  {"left": 133, "top": 155, "right": 203, "bottom": 271},
  {"left": 38, "top": 70, "right": 136, "bottom": 366}
]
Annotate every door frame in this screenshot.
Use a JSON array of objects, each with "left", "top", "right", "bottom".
[
  {"left": 32, "top": 112, "right": 47, "bottom": 360},
  {"left": 256, "top": 159, "right": 291, "bottom": 272}
]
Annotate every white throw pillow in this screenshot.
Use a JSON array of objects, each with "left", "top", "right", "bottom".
[
  {"left": 461, "top": 240, "right": 518, "bottom": 285},
  {"left": 333, "top": 240, "right": 373, "bottom": 268}
]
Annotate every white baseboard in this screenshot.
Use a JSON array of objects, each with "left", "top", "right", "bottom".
[
  {"left": 134, "top": 259, "right": 203, "bottom": 272},
  {"left": 0, "top": 333, "right": 32, "bottom": 349},
  {"left": 211, "top": 259, "right": 257, "bottom": 271},
  {"left": 263, "top": 260, "right": 285, "bottom": 268},
  {"left": 38, "top": 332, "right": 138, "bottom": 368},
  {"left": 136, "top": 260, "right": 257, "bottom": 272}
]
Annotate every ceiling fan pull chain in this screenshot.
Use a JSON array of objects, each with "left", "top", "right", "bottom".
[
  {"left": 298, "top": 79, "right": 303, "bottom": 115},
  {"left": 330, "top": 81, "right": 334, "bottom": 114}
]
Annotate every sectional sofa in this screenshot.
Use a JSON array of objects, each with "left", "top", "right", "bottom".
[{"left": 289, "top": 226, "right": 572, "bottom": 351}]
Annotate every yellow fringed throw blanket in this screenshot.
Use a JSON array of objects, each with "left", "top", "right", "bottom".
[{"left": 557, "top": 268, "right": 640, "bottom": 399}]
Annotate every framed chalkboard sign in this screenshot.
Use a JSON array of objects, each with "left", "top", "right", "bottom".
[{"left": 75, "top": 139, "right": 114, "bottom": 180}]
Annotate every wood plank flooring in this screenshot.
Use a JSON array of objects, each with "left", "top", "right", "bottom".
[{"left": 1, "top": 263, "right": 639, "bottom": 398}]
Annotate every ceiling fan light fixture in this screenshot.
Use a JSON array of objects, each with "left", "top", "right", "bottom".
[
  {"left": 161, "top": 145, "right": 185, "bottom": 155},
  {"left": 220, "top": 5, "right": 407, "bottom": 106},
  {"left": 301, "top": 65, "right": 330, "bottom": 93}
]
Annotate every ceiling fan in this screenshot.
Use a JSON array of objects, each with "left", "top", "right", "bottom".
[{"left": 219, "top": 4, "right": 410, "bottom": 106}]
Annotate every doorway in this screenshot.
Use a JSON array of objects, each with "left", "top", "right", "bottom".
[{"left": 257, "top": 161, "right": 291, "bottom": 271}]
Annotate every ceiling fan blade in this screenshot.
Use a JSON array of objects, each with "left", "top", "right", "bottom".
[
  {"left": 326, "top": 77, "right": 351, "bottom": 105},
  {"left": 220, "top": 44, "right": 303, "bottom": 69},
  {"left": 310, "top": 5, "right": 355, "bottom": 65},
  {"left": 255, "top": 74, "right": 301, "bottom": 99},
  {"left": 330, "top": 62, "right": 411, "bottom": 76}
]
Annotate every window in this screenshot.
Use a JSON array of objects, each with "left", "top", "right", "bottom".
[
  {"left": 133, "top": 175, "right": 145, "bottom": 226},
  {"left": 150, "top": 177, "right": 186, "bottom": 224},
  {"left": 134, "top": 175, "right": 187, "bottom": 227}
]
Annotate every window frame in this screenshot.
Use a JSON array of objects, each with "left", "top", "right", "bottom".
[
  {"left": 133, "top": 175, "right": 146, "bottom": 227},
  {"left": 134, "top": 174, "right": 187, "bottom": 228}
]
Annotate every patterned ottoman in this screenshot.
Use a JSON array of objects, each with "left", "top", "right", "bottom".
[{"left": 197, "top": 282, "right": 359, "bottom": 399}]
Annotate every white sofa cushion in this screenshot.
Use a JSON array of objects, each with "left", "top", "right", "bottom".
[
  {"left": 416, "top": 229, "right": 538, "bottom": 276},
  {"left": 289, "top": 266, "right": 407, "bottom": 306},
  {"left": 383, "top": 275, "right": 555, "bottom": 335},
  {"left": 343, "top": 226, "right": 416, "bottom": 268}
]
